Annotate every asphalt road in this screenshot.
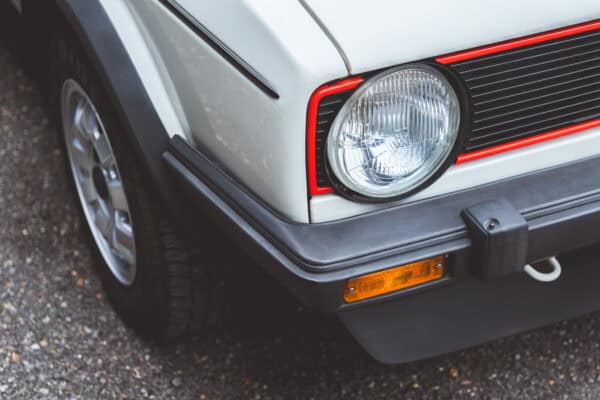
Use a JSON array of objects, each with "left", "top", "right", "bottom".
[{"left": 4, "top": 38, "right": 600, "bottom": 400}]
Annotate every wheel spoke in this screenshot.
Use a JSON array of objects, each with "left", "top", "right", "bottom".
[
  {"left": 78, "top": 175, "right": 97, "bottom": 203},
  {"left": 113, "top": 215, "right": 135, "bottom": 265},
  {"left": 106, "top": 180, "right": 127, "bottom": 212},
  {"left": 72, "top": 104, "right": 87, "bottom": 139},
  {"left": 94, "top": 203, "right": 114, "bottom": 240},
  {"left": 93, "top": 132, "right": 113, "bottom": 167},
  {"left": 69, "top": 138, "right": 94, "bottom": 171},
  {"left": 73, "top": 102, "right": 96, "bottom": 140}
]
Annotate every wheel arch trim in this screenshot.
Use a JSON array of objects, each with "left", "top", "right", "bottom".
[{"left": 54, "top": 0, "right": 185, "bottom": 219}]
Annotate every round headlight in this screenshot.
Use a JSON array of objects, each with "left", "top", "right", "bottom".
[{"left": 327, "top": 64, "right": 461, "bottom": 199}]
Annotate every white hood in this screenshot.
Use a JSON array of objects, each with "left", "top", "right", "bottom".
[{"left": 302, "top": 0, "right": 600, "bottom": 74}]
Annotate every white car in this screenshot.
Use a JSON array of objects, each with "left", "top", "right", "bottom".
[{"left": 7, "top": 0, "right": 600, "bottom": 363}]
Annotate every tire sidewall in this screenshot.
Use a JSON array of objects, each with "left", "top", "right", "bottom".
[{"left": 52, "top": 36, "right": 172, "bottom": 338}]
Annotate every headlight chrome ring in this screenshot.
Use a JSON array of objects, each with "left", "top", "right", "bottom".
[{"left": 326, "top": 63, "right": 465, "bottom": 201}]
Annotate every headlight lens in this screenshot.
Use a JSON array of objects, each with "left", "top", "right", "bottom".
[{"left": 327, "top": 64, "right": 461, "bottom": 199}]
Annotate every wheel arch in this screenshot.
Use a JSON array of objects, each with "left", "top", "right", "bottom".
[{"left": 21, "top": 0, "right": 187, "bottom": 225}]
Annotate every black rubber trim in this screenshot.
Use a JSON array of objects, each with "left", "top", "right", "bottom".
[
  {"left": 56, "top": 0, "right": 184, "bottom": 222},
  {"left": 156, "top": 0, "right": 280, "bottom": 99},
  {"left": 163, "top": 146, "right": 464, "bottom": 312},
  {"left": 168, "top": 134, "right": 600, "bottom": 270}
]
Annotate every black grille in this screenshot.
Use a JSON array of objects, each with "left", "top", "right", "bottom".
[
  {"left": 315, "top": 91, "right": 353, "bottom": 187},
  {"left": 448, "top": 29, "right": 600, "bottom": 152}
]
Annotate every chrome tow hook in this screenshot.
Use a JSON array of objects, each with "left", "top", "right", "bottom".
[{"left": 524, "top": 257, "right": 562, "bottom": 282}]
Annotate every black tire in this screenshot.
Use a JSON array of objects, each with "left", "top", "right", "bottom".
[{"left": 50, "top": 34, "right": 209, "bottom": 342}]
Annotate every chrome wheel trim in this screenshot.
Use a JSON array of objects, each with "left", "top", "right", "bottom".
[{"left": 61, "top": 79, "right": 137, "bottom": 286}]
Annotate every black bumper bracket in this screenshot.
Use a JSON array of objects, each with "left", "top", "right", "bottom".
[{"left": 463, "top": 199, "right": 529, "bottom": 280}]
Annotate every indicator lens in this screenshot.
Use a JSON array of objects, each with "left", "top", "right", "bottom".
[{"left": 344, "top": 256, "right": 445, "bottom": 303}]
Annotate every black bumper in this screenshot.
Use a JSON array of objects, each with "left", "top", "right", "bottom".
[{"left": 164, "top": 136, "right": 600, "bottom": 363}]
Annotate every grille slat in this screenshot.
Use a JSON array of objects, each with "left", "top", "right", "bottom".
[
  {"left": 319, "top": 98, "right": 344, "bottom": 108},
  {"left": 468, "top": 111, "right": 600, "bottom": 151},
  {"left": 475, "top": 84, "right": 600, "bottom": 122},
  {"left": 317, "top": 109, "right": 338, "bottom": 118},
  {"left": 474, "top": 74, "right": 600, "bottom": 112},
  {"left": 468, "top": 57, "right": 600, "bottom": 91},
  {"left": 469, "top": 107, "right": 600, "bottom": 149},
  {"left": 472, "top": 65, "right": 600, "bottom": 101},
  {"left": 464, "top": 48, "right": 600, "bottom": 85},
  {"left": 473, "top": 96, "right": 600, "bottom": 132},
  {"left": 459, "top": 33, "right": 600, "bottom": 75},
  {"left": 472, "top": 102, "right": 600, "bottom": 140},
  {"left": 449, "top": 26, "right": 600, "bottom": 153}
]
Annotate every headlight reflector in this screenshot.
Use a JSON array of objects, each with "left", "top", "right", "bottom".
[{"left": 327, "top": 64, "right": 461, "bottom": 199}]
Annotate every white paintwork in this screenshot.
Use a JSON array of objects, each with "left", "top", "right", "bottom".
[
  {"left": 91, "top": 0, "right": 600, "bottom": 223},
  {"left": 124, "top": 0, "right": 347, "bottom": 222},
  {"left": 310, "top": 127, "right": 600, "bottom": 222},
  {"left": 303, "top": 0, "right": 600, "bottom": 74},
  {"left": 97, "top": 0, "right": 188, "bottom": 141}
]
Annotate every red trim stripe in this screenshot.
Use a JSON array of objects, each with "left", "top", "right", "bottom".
[
  {"left": 307, "top": 77, "right": 363, "bottom": 196},
  {"left": 456, "top": 118, "right": 600, "bottom": 164},
  {"left": 436, "top": 20, "right": 600, "bottom": 65}
]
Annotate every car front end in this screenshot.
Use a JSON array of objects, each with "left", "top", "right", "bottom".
[
  {"left": 164, "top": 7, "right": 600, "bottom": 362},
  {"left": 13, "top": 0, "right": 600, "bottom": 363}
]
